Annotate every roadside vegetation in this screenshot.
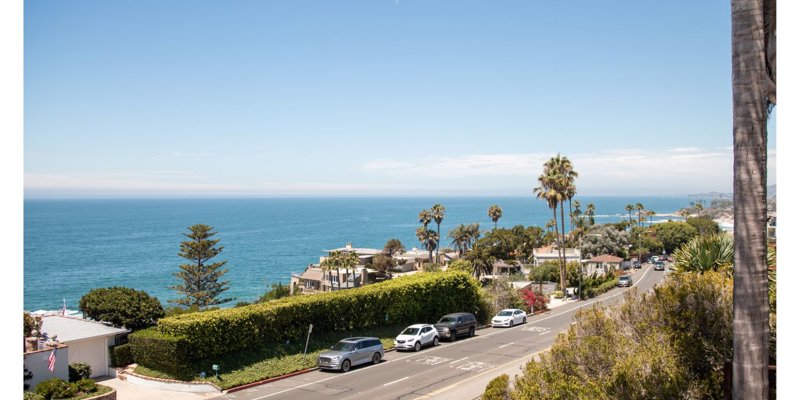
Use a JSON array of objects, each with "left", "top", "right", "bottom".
[{"left": 134, "top": 323, "right": 406, "bottom": 389}]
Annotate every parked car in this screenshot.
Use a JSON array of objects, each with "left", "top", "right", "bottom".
[
  {"left": 654, "top": 261, "right": 665, "bottom": 271},
  {"left": 434, "top": 312, "right": 477, "bottom": 342},
  {"left": 491, "top": 309, "right": 527, "bottom": 328},
  {"left": 317, "top": 337, "right": 384, "bottom": 372},
  {"left": 633, "top": 260, "right": 642, "bottom": 269},
  {"left": 394, "top": 324, "right": 438, "bottom": 351},
  {"left": 618, "top": 275, "right": 633, "bottom": 287}
]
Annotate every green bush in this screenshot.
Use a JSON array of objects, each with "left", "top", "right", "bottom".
[
  {"left": 79, "top": 286, "right": 165, "bottom": 331},
  {"left": 552, "top": 290, "right": 563, "bottom": 299},
  {"left": 481, "top": 373, "right": 510, "bottom": 400},
  {"left": 34, "top": 378, "right": 76, "bottom": 400},
  {"left": 23, "top": 392, "right": 45, "bottom": 400},
  {"left": 154, "top": 271, "right": 483, "bottom": 361},
  {"left": 129, "top": 328, "right": 194, "bottom": 378},
  {"left": 110, "top": 343, "right": 135, "bottom": 367},
  {"left": 74, "top": 378, "right": 97, "bottom": 393},
  {"left": 495, "top": 271, "right": 732, "bottom": 399},
  {"left": 68, "top": 363, "right": 92, "bottom": 382}
]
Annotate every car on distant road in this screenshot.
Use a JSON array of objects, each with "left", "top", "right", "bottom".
[
  {"left": 654, "top": 261, "right": 665, "bottom": 271},
  {"left": 394, "top": 324, "right": 438, "bottom": 351},
  {"left": 633, "top": 260, "right": 642, "bottom": 269},
  {"left": 434, "top": 312, "right": 477, "bottom": 342},
  {"left": 317, "top": 337, "right": 384, "bottom": 372},
  {"left": 618, "top": 275, "right": 633, "bottom": 287},
  {"left": 491, "top": 309, "right": 527, "bottom": 328}
]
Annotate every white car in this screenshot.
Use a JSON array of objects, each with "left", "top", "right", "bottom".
[
  {"left": 394, "top": 324, "right": 439, "bottom": 351},
  {"left": 491, "top": 309, "right": 527, "bottom": 328}
]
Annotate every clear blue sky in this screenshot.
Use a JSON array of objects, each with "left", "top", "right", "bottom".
[{"left": 24, "top": 0, "right": 777, "bottom": 198}]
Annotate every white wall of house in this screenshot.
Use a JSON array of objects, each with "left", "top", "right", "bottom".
[
  {"left": 65, "top": 336, "right": 109, "bottom": 378},
  {"left": 24, "top": 346, "right": 69, "bottom": 388}
]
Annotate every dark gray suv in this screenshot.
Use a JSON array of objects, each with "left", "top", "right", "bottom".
[
  {"left": 317, "top": 337, "right": 384, "bottom": 372},
  {"left": 434, "top": 312, "right": 477, "bottom": 342}
]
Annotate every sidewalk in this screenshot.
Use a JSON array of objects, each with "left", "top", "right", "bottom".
[{"left": 95, "top": 376, "right": 220, "bottom": 400}]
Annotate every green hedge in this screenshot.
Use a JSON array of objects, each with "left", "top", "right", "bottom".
[
  {"left": 155, "top": 271, "right": 482, "bottom": 360},
  {"left": 129, "top": 328, "right": 194, "bottom": 377},
  {"left": 109, "top": 343, "right": 134, "bottom": 367}
]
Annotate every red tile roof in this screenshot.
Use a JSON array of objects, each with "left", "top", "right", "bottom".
[{"left": 588, "top": 254, "right": 624, "bottom": 263}]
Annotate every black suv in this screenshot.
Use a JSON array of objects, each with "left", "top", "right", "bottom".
[{"left": 434, "top": 312, "right": 477, "bottom": 342}]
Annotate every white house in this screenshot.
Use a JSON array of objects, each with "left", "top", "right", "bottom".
[
  {"left": 532, "top": 246, "right": 582, "bottom": 267},
  {"left": 39, "top": 316, "right": 129, "bottom": 378},
  {"left": 584, "top": 254, "right": 624, "bottom": 275}
]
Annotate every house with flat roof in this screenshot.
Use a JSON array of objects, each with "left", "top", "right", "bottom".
[
  {"left": 321, "top": 243, "right": 383, "bottom": 265},
  {"left": 532, "top": 246, "right": 581, "bottom": 267},
  {"left": 290, "top": 265, "right": 373, "bottom": 295},
  {"left": 38, "top": 315, "right": 129, "bottom": 378}
]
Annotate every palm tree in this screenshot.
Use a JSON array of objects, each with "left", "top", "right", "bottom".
[
  {"left": 544, "top": 219, "right": 555, "bottom": 234},
  {"left": 416, "top": 226, "right": 438, "bottom": 263},
  {"left": 534, "top": 173, "right": 566, "bottom": 292},
  {"left": 646, "top": 209, "right": 656, "bottom": 226},
  {"left": 624, "top": 204, "right": 634, "bottom": 227},
  {"left": 321, "top": 250, "right": 358, "bottom": 291},
  {"left": 635, "top": 203, "right": 645, "bottom": 227},
  {"left": 430, "top": 204, "right": 446, "bottom": 260},
  {"left": 731, "top": 0, "right": 774, "bottom": 396},
  {"left": 694, "top": 201, "right": 704, "bottom": 218},
  {"left": 585, "top": 203, "right": 596, "bottom": 226},
  {"left": 448, "top": 225, "right": 468, "bottom": 256},
  {"left": 679, "top": 209, "right": 690, "bottom": 222},
  {"left": 465, "top": 223, "right": 481, "bottom": 251},
  {"left": 487, "top": 205, "right": 503, "bottom": 230},
  {"left": 418, "top": 209, "right": 432, "bottom": 229}
]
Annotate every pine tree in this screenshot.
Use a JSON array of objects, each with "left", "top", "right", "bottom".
[{"left": 169, "top": 224, "right": 233, "bottom": 308}]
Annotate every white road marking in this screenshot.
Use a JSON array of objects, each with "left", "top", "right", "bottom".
[
  {"left": 448, "top": 357, "right": 469, "bottom": 364},
  {"left": 456, "top": 361, "right": 496, "bottom": 372},
  {"left": 498, "top": 343, "right": 514, "bottom": 349},
  {"left": 383, "top": 376, "right": 409, "bottom": 386}
]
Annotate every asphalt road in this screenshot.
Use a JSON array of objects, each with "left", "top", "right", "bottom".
[{"left": 215, "top": 264, "right": 668, "bottom": 400}]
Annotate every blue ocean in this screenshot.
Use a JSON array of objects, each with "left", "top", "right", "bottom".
[{"left": 23, "top": 196, "right": 693, "bottom": 311}]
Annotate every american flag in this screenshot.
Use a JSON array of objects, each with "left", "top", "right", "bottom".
[{"left": 48, "top": 347, "right": 57, "bottom": 372}]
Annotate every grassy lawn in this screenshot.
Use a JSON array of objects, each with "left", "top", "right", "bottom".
[
  {"left": 134, "top": 323, "right": 409, "bottom": 390},
  {"left": 64, "top": 384, "right": 114, "bottom": 399}
]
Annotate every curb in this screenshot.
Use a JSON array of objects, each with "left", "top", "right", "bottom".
[
  {"left": 225, "top": 346, "right": 399, "bottom": 393},
  {"left": 225, "top": 367, "right": 319, "bottom": 393}
]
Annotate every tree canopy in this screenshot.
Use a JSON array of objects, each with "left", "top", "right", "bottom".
[
  {"left": 79, "top": 286, "right": 165, "bottom": 331},
  {"left": 169, "top": 224, "right": 233, "bottom": 308},
  {"left": 653, "top": 221, "right": 698, "bottom": 254}
]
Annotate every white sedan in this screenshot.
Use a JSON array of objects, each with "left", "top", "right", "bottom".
[
  {"left": 394, "top": 324, "right": 439, "bottom": 352},
  {"left": 491, "top": 309, "right": 527, "bottom": 327}
]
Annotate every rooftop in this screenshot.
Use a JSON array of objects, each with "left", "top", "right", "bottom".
[
  {"left": 40, "top": 315, "right": 129, "bottom": 342},
  {"left": 588, "top": 254, "right": 624, "bottom": 263}
]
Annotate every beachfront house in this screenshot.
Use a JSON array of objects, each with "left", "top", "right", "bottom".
[
  {"left": 37, "top": 315, "right": 129, "bottom": 378},
  {"left": 532, "top": 246, "right": 582, "bottom": 267},
  {"left": 290, "top": 265, "right": 375, "bottom": 294},
  {"left": 583, "top": 254, "right": 624, "bottom": 275}
]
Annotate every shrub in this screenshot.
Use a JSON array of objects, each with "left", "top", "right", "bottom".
[
  {"left": 23, "top": 392, "right": 45, "bottom": 400},
  {"left": 24, "top": 313, "right": 42, "bottom": 337},
  {"left": 154, "top": 271, "right": 482, "bottom": 361},
  {"left": 482, "top": 373, "right": 510, "bottom": 400},
  {"left": 129, "top": 328, "right": 194, "bottom": 378},
  {"left": 495, "top": 271, "right": 732, "bottom": 399},
  {"left": 74, "top": 378, "right": 97, "bottom": 393},
  {"left": 552, "top": 290, "right": 563, "bottom": 299},
  {"left": 79, "top": 286, "right": 165, "bottom": 331},
  {"left": 110, "top": 343, "right": 135, "bottom": 367},
  {"left": 34, "top": 378, "right": 76, "bottom": 400},
  {"left": 520, "top": 288, "right": 549, "bottom": 313},
  {"left": 68, "top": 363, "right": 92, "bottom": 382}
]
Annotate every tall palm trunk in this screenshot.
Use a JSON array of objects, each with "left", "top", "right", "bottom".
[
  {"left": 731, "top": 0, "right": 771, "bottom": 398},
  {"left": 436, "top": 223, "right": 441, "bottom": 261},
  {"left": 559, "top": 200, "right": 568, "bottom": 290},
  {"left": 553, "top": 206, "right": 565, "bottom": 292},
  {"left": 568, "top": 198, "right": 574, "bottom": 232}
]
